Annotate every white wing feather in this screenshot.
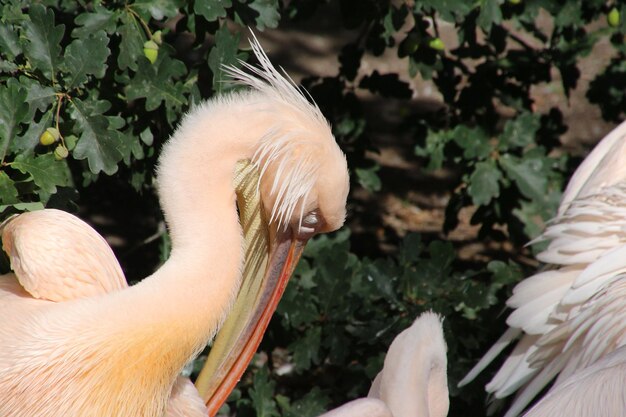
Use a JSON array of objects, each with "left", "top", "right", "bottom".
[
  {"left": 522, "top": 346, "right": 626, "bottom": 417},
  {"left": 1, "top": 209, "right": 126, "bottom": 301},
  {"left": 559, "top": 120, "right": 626, "bottom": 215},
  {"left": 460, "top": 123, "right": 626, "bottom": 416}
]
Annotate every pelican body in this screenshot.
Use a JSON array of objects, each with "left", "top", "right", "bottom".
[{"left": 0, "top": 36, "right": 349, "bottom": 416}]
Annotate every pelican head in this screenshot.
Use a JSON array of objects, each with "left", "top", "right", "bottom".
[{"left": 234, "top": 38, "right": 349, "bottom": 239}]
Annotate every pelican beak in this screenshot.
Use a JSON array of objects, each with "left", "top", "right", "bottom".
[{"left": 194, "top": 161, "right": 308, "bottom": 416}]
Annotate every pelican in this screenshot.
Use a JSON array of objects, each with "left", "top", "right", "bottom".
[
  {"left": 521, "top": 344, "right": 626, "bottom": 417},
  {"left": 320, "top": 312, "right": 449, "bottom": 417},
  {"left": 459, "top": 121, "right": 626, "bottom": 416},
  {"left": 0, "top": 35, "right": 349, "bottom": 417}
]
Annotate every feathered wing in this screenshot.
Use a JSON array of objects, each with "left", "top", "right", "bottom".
[
  {"left": 522, "top": 345, "right": 626, "bottom": 417},
  {"left": 459, "top": 122, "right": 626, "bottom": 416},
  {"left": 558, "top": 120, "right": 626, "bottom": 215},
  {"left": 1, "top": 209, "right": 208, "bottom": 416},
  {"left": 1, "top": 209, "right": 127, "bottom": 301}
]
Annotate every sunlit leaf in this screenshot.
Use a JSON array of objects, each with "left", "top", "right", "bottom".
[
  {"left": 133, "top": 0, "right": 185, "bottom": 20},
  {"left": 0, "top": 22, "right": 21, "bottom": 59},
  {"left": 127, "top": 52, "right": 187, "bottom": 112},
  {"left": 0, "top": 172, "right": 18, "bottom": 205},
  {"left": 468, "top": 161, "right": 502, "bottom": 206},
  {"left": 72, "top": 5, "right": 119, "bottom": 37},
  {"left": 23, "top": 5, "right": 64, "bottom": 81},
  {"left": 69, "top": 98, "right": 124, "bottom": 175},
  {"left": 0, "top": 80, "right": 29, "bottom": 161},
  {"left": 11, "top": 109, "right": 54, "bottom": 154},
  {"left": 63, "top": 31, "right": 111, "bottom": 89},
  {"left": 248, "top": 0, "right": 280, "bottom": 30},
  {"left": 11, "top": 153, "right": 71, "bottom": 195},
  {"left": 118, "top": 12, "right": 144, "bottom": 71},
  {"left": 195, "top": 0, "right": 232, "bottom": 21},
  {"left": 208, "top": 25, "right": 247, "bottom": 94}
]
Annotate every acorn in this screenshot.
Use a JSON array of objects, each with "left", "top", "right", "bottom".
[
  {"left": 428, "top": 37, "right": 445, "bottom": 51},
  {"left": 54, "top": 144, "right": 69, "bottom": 160},
  {"left": 608, "top": 8, "right": 621, "bottom": 27},
  {"left": 143, "top": 40, "right": 159, "bottom": 64},
  {"left": 39, "top": 127, "right": 60, "bottom": 146},
  {"left": 152, "top": 30, "right": 163, "bottom": 45}
]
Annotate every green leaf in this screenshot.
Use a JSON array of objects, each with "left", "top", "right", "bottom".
[
  {"left": 278, "top": 283, "right": 319, "bottom": 328},
  {"left": 399, "top": 233, "right": 423, "bottom": 264},
  {"left": 415, "top": 129, "right": 452, "bottom": 170},
  {"left": 0, "top": 202, "right": 45, "bottom": 214},
  {"left": 248, "top": 367, "right": 279, "bottom": 417},
  {"left": 23, "top": 79, "right": 56, "bottom": 117},
  {"left": 11, "top": 153, "right": 71, "bottom": 195},
  {"left": 23, "top": 5, "right": 64, "bottom": 81},
  {"left": 140, "top": 128, "right": 154, "bottom": 146},
  {"left": 477, "top": 0, "right": 502, "bottom": 33},
  {"left": 0, "top": 60, "right": 18, "bottom": 72},
  {"left": 420, "top": 0, "right": 472, "bottom": 22},
  {"left": 118, "top": 12, "right": 144, "bottom": 71},
  {"left": 63, "top": 31, "right": 111, "bottom": 89},
  {"left": 355, "top": 164, "right": 381, "bottom": 192},
  {"left": 513, "top": 200, "right": 549, "bottom": 243},
  {"left": 499, "top": 152, "right": 548, "bottom": 202},
  {"left": 487, "top": 260, "right": 522, "bottom": 286},
  {"left": 468, "top": 161, "right": 502, "bottom": 206},
  {"left": 0, "top": 23, "right": 21, "bottom": 59},
  {"left": 248, "top": 0, "right": 280, "bottom": 30},
  {"left": 453, "top": 126, "right": 492, "bottom": 160},
  {"left": 365, "top": 260, "right": 401, "bottom": 306},
  {"left": 127, "top": 53, "right": 187, "bottom": 112},
  {"left": 281, "top": 388, "right": 329, "bottom": 417},
  {"left": 498, "top": 112, "right": 540, "bottom": 151},
  {"left": 290, "top": 327, "right": 321, "bottom": 371},
  {"left": 208, "top": 25, "right": 247, "bottom": 94},
  {"left": 72, "top": 5, "right": 119, "bottom": 37},
  {"left": 195, "top": 0, "right": 232, "bottom": 21},
  {"left": 554, "top": 0, "right": 583, "bottom": 28},
  {"left": 11, "top": 109, "right": 54, "bottom": 154},
  {"left": 424, "top": 241, "right": 455, "bottom": 278},
  {"left": 0, "top": 172, "right": 18, "bottom": 205},
  {"left": 132, "top": 0, "right": 184, "bottom": 20},
  {"left": 69, "top": 98, "right": 124, "bottom": 175},
  {"left": 0, "top": 79, "right": 29, "bottom": 162}
]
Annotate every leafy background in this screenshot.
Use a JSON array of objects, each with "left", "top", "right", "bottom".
[{"left": 1, "top": 0, "right": 625, "bottom": 416}]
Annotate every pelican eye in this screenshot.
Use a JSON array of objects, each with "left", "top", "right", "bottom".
[{"left": 297, "top": 211, "right": 320, "bottom": 237}]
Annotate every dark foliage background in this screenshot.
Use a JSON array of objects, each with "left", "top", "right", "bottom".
[{"left": 1, "top": 0, "right": 625, "bottom": 415}]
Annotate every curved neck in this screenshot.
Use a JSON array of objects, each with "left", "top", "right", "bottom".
[
  {"left": 143, "top": 94, "right": 272, "bottom": 347},
  {"left": 93, "top": 94, "right": 277, "bottom": 401}
]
